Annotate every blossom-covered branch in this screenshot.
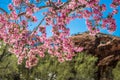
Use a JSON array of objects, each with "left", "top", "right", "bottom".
[{"left": 0, "top": 0, "right": 119, "bottom": 69}]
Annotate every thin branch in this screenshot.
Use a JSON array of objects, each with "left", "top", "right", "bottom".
[
  {"left": 48, "top": 0, "right": 51, "bottom": 4},
  {"left": 58, "top": 0, "right": 72, "bottom": 9},
  {"left": 31, "top": 2, "right": 86, "bottom": 34},
  {"left": 31, "top": 14, "right": 47, "bottom": 34},
  {"left": 69, "top": 4, "right": 86, "bottom": 14},
  {"left": 18, "top": 1, "right": 71, "bottom": 17},
  {"left": 0, "top": 7, "right": 7, "bottom": 14},
  {"left": 18, "top": 5, "right": 51, "bottom": 17}
]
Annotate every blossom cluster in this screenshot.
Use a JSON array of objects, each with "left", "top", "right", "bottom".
[{"left": 0, "top": 0, "right": 119, "bottom": 68}]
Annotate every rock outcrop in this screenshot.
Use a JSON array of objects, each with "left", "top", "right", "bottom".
[{"left": 70, "top": 32, "right": 120, "bottom": 80}]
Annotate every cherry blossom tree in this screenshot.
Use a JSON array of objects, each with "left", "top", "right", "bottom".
[{"left": 0, "top": 0, "right": 119, "bottom": 69}]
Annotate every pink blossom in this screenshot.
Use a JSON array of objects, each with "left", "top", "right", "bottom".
[
  {"left": 11, "top": 11, "right": 18, "bottom": 20},
  {"left": 31, "top": 16, "right": 37, "bottom": 22},
  {"left": 26, "top": 8, "right": 33, "bottom": 17},
  {"left": 21, "top": 20, "right": 28, "bottom": 26},
  {"left": 25, "top": 56, "right": 38, "bottom": 68},
  {"left": 24, "top": 0, "right": 29, "bottom": 4},
  {"left": 83, "top": 10, "right": 92, "bottom": 19},
  {"left": 58, "top": 57, "right": 64, "bottom": 63},
  {"left": 101, "top": 4, "right": 106, "bottom": 11},
  {"left": 8, "top": 4, "right": 14, "bottom": 11},
  {"left": 110, "top": 4, "right": 117, "bottom": 8},
  {"left": 65, "top": 54, "right": 73, "bottom": 61},
  {"left": 33, "top": 7, "right": 39, "bottom": 12},
  {"left": 74, "top": 47, "right": 83, "bottom": 52},
  {"left": 112, "top": 9, "right": 118, "bottom": 14},
  {"left": 12, "top": 0, "right": 21, "bottom": 6},
  {"left": 0, "top": 0, "right": 119, "bottom": 69},
  {"left": 39, "top": 52, "right": 45, "bottom": 58},
  {"left": 36, "top": 0, "right": 40, "bottom": 2}
]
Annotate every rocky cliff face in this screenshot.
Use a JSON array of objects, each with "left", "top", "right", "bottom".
[{"left": 70, "top": 32, "right": 120, "bottom": 80}]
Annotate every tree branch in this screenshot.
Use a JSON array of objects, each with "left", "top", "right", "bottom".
[
  {"left": 58, "top": 0, "right": 72, "bottom": 9},
  {"left": 31, "top": 14, "right": 47, "bottom": 34},
  {"left": 18, "top": 5, "right": 51, "bottom": 17},
  {"left": 69, "top": 4, "right": 86, "bottom": 14},
  {"left": 18, "top": 1, "right": 71, "bottom": 17},
  {"left": 0, "top": 7, "right": 7, "bottom": 14}
]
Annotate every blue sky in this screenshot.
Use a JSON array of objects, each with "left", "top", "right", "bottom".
[{"left": 0, "top": 0, "right": 120, "bottom": 37}]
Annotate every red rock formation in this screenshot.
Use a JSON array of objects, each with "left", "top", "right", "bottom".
[{"left": 70, "top": 32, "right": 120, "bottom": 80}]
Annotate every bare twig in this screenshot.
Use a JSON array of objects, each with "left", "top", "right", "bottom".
[
  {"left": 0, "top": 8, "right": 7, "bottom": 14},
  {"left": 69, "top": 4, "right": 86, "bottom": 14},
  {"left": 18, "top": 0, "right": 71, "bottom": 17},
  {"left": 18, "top": 5, "right": 51, "bottom": 17},
  {"left": 31, "top": 14, "right": 47, "bottom": 34},
  {"left": 58, "top": 0, "right": 71, "bottom": 9}
]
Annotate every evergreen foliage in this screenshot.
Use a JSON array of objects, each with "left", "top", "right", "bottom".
[
  {"left": 112, "top": 61, "right": 120, "bottom": 80},
  {"left": 0, "top": 42, "right": 19, "bottom": 80},
  {"left": 0, "top": 46, "right": 98, "bottom": 80}
]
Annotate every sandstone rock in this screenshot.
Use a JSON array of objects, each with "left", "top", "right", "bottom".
[
  {"left": 71, "top": 32, "right": 120, "bottom": 66},
  {"left": 70, "top": 32, "right": 120, "bottom": 80}
]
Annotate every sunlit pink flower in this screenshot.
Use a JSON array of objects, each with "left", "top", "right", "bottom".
[
  {"left": 101, "top": 4, "right": 106, "bottom": 11},
  {"left": 110, "top": 4, "right": 117, "bottom": 8},
  {"left": 39, "top": 52, "right": 45, "bottom": 58},
  {"left": 58, "top": 57, "right": 64, "bottom": 63},
  {"left": 8, "top": 4, "right": 14, "bottom": 10},
  {"left": 12, "top": 0, "right": 21, "bottom": 6},
  {"left": 26, "top": 8, "right": 33, "bottom": 17},
  {"left": 74, "top": 47, "right": 83, "bottom": 52},
  {"left": 31, "top": 16, "right": 37, "bottom": 22},
  {"left": 65, "top": 54, "right": 73, "bottom": 61},
  {"left": 112, "top": 9, "right": 118, "bottom": 14},
  {"left": 11, "top": 11, "right": 18, "bottom": 20}
]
